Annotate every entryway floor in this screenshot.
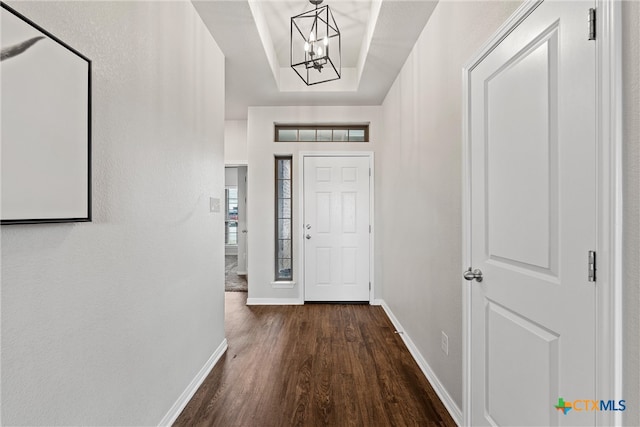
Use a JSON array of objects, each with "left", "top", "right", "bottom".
[{"left": 174, "top": 292, "right": 455, "bottom": 426}]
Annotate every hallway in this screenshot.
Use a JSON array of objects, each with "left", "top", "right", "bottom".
[
  {"left": 174, "top": 293, "right": 455, "bottom": 426},
  {"left": 2, "top": 1, "right": 637, "bottom": 425}
]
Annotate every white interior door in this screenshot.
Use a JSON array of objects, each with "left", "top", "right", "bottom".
[
  {"left": 468, "top": 1, "right": 596, "bottom": 425},
  {"left": 303, "top": 156, "right": 370, "bottom": 302}
]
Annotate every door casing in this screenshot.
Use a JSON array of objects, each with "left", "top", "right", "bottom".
[
  {"left": 461, "top": 0, "right": 623, "bottom": 425},
  {"left": 237, "top": 165, "right": 248, "bottom": 275},
  {"left": 298, "top": 152, "right": 375, "bottom": 304}
]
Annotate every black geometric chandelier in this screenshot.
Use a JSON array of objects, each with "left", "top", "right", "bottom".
[{"left": 290, "top": 0, "right": 341, "bottom": 86}]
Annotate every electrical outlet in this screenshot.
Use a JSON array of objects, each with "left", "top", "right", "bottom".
[{"left": 441, "top": 331, "right": 449, "bottom": 356}]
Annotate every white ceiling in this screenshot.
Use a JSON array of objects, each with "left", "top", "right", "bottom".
[
  {"left": 260, "top": 0, "right": 372, "bottom": 68},
  {"left": 192, "top": 0, "right": 438, "bottom": 119}
]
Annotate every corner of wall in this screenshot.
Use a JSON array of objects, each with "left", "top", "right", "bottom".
[{"left": 379, "top": 300, "right": 463, "bottom": 425}]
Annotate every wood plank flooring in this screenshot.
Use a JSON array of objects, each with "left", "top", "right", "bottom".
[{"left": 174, "top": 292, "right": 456, "bottom": 427}]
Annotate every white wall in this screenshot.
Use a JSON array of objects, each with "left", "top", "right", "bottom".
[
  {"left": 225, "top": 167, "right": 238, "bottom": 187},
  {"left": 622, "top": 1, "right": 640, "bottom": 425},
  {"left": 224, "top": 120, "right": 248, "bottom": 165},
  {"left": 0, "top": 2, "right": 226, "bottom": 425},
  {"left": 379, "top": 0, "right": 521, "bottom": 411},
  {"left": 246, "top": 106, "right": 382, "bottom": 303}
]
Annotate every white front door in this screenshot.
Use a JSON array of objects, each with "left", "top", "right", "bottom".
[
  {"left": 303, "top": 155, "right": 370, "bottom": 302},
  {"left": 468, "top": 1, "right": 596, "bottom": 425}
]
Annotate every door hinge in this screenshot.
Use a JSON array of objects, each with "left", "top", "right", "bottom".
[
  {"left": 369, "top": 281, "right": 371, "bottom": 291},
  {"left": 588, "top": 250, "right": 596, "bottom": 282},
  {"left": 588, "top": 8, "right": 596, "bottom": 40},
  {"left": 369, "top": 225, "right": 372, "bottom": 233},
  {"left": 369, "top": 168, "right": 371, "bottom": 177}
]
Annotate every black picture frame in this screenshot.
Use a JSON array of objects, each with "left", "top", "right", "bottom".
[{"left": 1, "top": 2, "right": 91, "bottom": 225}]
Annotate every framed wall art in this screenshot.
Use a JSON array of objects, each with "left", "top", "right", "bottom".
[{"left": 1, "top": 2, "right": 91, "bottom": 225}]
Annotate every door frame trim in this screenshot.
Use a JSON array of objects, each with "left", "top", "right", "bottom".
[
  {"left": 298, "top": 151, "right": 375, "bottom": 303},
  {"left": 461, "top": 0, "right": 623, "bottom": 425}
]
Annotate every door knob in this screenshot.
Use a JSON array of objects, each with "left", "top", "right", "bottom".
[
  {"left": 306, "top": 234, "right": 311, "bottom": 239},
  {"left": 242, "top": 230, "right": 247, "bottom": 233},
  {"left": 463, "top": 268, "right": 483, "bottom": 282},
  {"left": 305, "top": 224, "right": 312, "bottom": 230}
]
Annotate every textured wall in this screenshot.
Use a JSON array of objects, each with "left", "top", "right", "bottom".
[
  {"left": 622, "top": 1, "right": 640, "bottom": 425},
  {"left": 379, "top": 1, "right": 521, "bottom": 410},
  {"left": 1, "top": 1, "right": 226, "bottom": 425}
]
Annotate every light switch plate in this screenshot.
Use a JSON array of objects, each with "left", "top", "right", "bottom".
[{"left": 210, "top": 197, "right": 220, "bottom": 213}]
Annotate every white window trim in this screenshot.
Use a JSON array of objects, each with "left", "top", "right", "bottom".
[{"left": 271, "top": 281, "right": 296, "bottom": 289}]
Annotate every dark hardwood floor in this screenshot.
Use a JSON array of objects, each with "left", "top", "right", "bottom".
[{"left": 174, "top": 292, "right": 456, "bottom": 427}]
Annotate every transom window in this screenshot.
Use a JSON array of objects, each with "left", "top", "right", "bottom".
[{"left": 275, "top": 124, "right": 369, "bottom": 142}]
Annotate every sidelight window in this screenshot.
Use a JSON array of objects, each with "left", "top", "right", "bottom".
[{"left": 275, "top": 156, "right": 293, "bottom": 281}]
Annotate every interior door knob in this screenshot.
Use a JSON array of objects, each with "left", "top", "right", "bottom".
[
  {"left": 306, "top": 234, "right": 311, "bottom": 239},
  {"left": 463, "top": 268, "right": 483, "bottom": 282}
]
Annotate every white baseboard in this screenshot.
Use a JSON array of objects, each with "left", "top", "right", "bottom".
[
  {"left": 158, "top": 339, "right": 228, "bottom": 427},
  {"left": 380, "top": 300, "right": 463, "bottom": 426},
  {"left": 371, "top": 298, "right": 384, "bottom": 306},
  {"left": 246, "top": 297, "right": 303, "bottom": 305},
  {"left": 236, "top": 270, "right": 247, "bottom": 275}
]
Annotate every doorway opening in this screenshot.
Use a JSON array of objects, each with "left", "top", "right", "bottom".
[{"left": 225, "top": 165, "right": 247, "bottom": 292}]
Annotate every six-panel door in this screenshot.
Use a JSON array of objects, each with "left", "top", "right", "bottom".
[{"left": 303, "top": 156, "right": 370, "bottom": 302}]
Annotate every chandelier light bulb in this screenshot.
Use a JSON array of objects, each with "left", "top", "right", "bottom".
[
  {"left": 309, "top": 32, "right": 315, "bottom": 42},
  {"left": 317, "top": 46, "right": 323, "bottom": 56},
  {"left": 304, "top": 42, "right": 310, "bottom": 52},
  {"left": 323, "top": 36, "right": 328, "bottom": 46}
]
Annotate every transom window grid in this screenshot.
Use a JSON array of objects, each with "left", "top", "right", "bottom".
[
  {"left": 275, "top": 124, "right": 369, "bottom": 142},
  {"left": 275, "top": 156, "right": 293, "bottom": 281}
]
